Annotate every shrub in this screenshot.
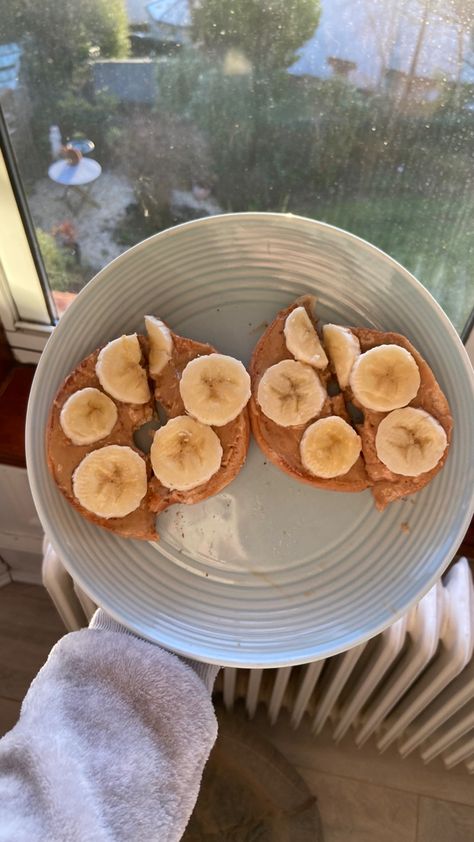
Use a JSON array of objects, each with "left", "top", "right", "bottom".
[
  {"left": 53, "top": 92, "right": 121, "bottom": 162},
  {"left": 158, "top": 55, "right": 372, "bottom": 210},
  {"left": 117, "top": 112, "right": 214, "bottom": 230},
  {"left": 0, "top": 0, "right": 129, "bottom": 99},
  {"left": 191, "top": 0, "right": 321, "bottom": 75},
  {"left": 36, "top": 228, "right": 76, "bottom": 292},
  {"left": 12, "top": 90, "right": 123, "bottom": 189},
  {"left": 158, "top": 50, "right": 474, "bottom": 212},
  {"left": 0, "top": 0, "right": 127, "bottom": 178}
]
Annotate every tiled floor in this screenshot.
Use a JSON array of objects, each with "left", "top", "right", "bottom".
[
  {"left": 1, "top": 582, "right": 474, "bottom": 841},
  {"left": 253, "top": 711, "right": 474, "bottom": 841},
  {"left": 0, "top": 582, "right": 64, "bottom": 733}
]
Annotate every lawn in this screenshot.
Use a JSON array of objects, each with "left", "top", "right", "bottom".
[{"left": 298, "top": 194, "right": 474, "bottom": 334}]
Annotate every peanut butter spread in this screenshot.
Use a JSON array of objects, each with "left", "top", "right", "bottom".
[
  {"left": 350, "top": 329, "right": 452, "bottom": 509},
  {"left": 249, "top": 297, "right": 370, "bottom": 492},
  {"left": 47, "top": 338, "right": 156, "bottom": 540},
  {"left": 47, "top": 334, "right": 250, "bottom": 540},
  {"left": 148, "top": 332, "right": 250, "bottom": 513},
  {"left": 249, "top": 298, "right": 452, "bottom": 508}
]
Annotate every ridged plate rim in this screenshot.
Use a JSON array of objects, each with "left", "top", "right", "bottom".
[{"left": 26, "top": 212, "right": 474, "bottom": 666}]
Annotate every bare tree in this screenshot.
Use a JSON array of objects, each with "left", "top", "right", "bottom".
[
  {"left": 364, "top": 0, "right": 410, "bottom": 86},
  {"left": 445, "top": 0, "right": 474, "bottom": 98},
  {"left": 397, "top": 0, "right": 434, "bottom": 110}
]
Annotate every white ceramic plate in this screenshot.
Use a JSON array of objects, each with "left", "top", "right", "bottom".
[{"left": 26, "top": 214, "right": 474, "bottom": 667}]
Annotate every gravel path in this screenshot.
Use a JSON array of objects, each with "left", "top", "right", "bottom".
[{"left": 28, "top": 170, "right": 135, "bottom": 272}]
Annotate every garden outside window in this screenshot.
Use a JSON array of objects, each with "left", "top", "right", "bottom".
[{"left": 0, "top": 0, "right": 473, "bottom": 358}]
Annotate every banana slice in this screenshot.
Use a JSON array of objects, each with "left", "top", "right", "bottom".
[
  {"left": 257, "top": 359, "right": 326, "bottom": 427},
  {"left": 60, "top": 387, "right": 118, "bottom": 445},
  {"left": 284, "top": 306, "right": 328, "bottom": 369},
  {"left": 300, "top": 416, "right": 362, "bottom": 478},
  {"left": 350, "top": 344, "right": 420, "bottom": 412},
  {"left": 150, "top": 416, "right": 223, "bottom": 491},
  {"left": 96, "top": 334, "right": 150, "bottom": 404},
  {"left": 145, "top": 315, "right": 173, "bottom": 376},
  {"left": 375, "top": 407, "right": 447, "bottom": 476},
  {"left": 179, "top": 353, "right": 251, "bottom": 426},
  {"left": 73, "top": 445, "right": 147, "bottom": 518},
  {"left": 323, "top": 324, "right": 360, "bottom": 388}
]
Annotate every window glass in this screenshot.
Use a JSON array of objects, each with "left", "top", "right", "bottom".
[{"left": 1, "top": 0, "right": 473, "bottom": 330}]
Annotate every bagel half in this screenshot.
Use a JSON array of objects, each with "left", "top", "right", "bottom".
[
  {"left": 47, "top": 329, "right": 250, "bottom": 540},
  {"left": 249, "top": 297, "right": 452, "bottom": 510},
  {"left": 46, "top": 337, "right": 156, "bottom": 540},
  {"left": 348, "top": 328, "right": 452, "bottom": 509},
  {"left": 148, "top": 330, "right": 250, "bottom": 514},
  {"left": 249, "top": 296, "right": 370, "bottom": 492}
]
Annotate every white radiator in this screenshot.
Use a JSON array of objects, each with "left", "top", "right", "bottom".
[{"left": 43, "top": 546, "right": 474, "bottom": 774}]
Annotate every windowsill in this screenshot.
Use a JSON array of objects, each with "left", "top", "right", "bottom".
[
  {"left": 0, "top": 363, "right": 36, "bottom": 467},
  {"left": 3, "top": 292, "right": 76, "bottom": 363},
  {"left": 52, "top": 290, "right": 77, "bottom": 317}
]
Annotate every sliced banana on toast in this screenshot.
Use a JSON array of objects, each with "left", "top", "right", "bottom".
[
  {"left": 257, "top": 359, "right": 326, "bottom": 427},
  {"left": 60, "top": 387, "right": 118, "bottom": 445},
  {"left": 150, "top": 416, "right": 223, "bottom": 492},
  {"left": 48, "top": 296, "right": 452, "bottom": 534},
  {"left": 322, "top": 324, "right": 360, "bottom": 388},
  {"left": 47, "top": 320, "right": 251, "bottom": 539},
  {"left": 375, "top": 407, "right": 447, "bottom": 477},
  {"left": 96, "top": 334, "right": 150, "bottom": 404},
  {"left": 179, "top": 353, "right": 251, "bottom": 426},
  {"left": 144, "top": 315, "right": 173, "bottom": 376},
  {"left": 73, "top": 445, "right": 148, "bottom": 519},
  {"left": 249, "top": 295, "right": 370, "bottom": 492},
  {"left": 350, "top": 344, "right": 421, "bottom": 412},
  {"left": 300, "top": 416, "right": 362, "bottom": 479},
  {"left": 249, "top": 296, "right": 451, "bottom": 505},
  {"left": 284, "top": 306, "right": 328, "bottom": 369}
]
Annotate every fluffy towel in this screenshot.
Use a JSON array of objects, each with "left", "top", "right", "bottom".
[{"left": 0, "top": 614, "right": 218, "bottom": 842}]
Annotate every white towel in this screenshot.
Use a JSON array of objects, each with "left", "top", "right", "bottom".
[{"left": 0, "top": 617, "right": 218, "bottom": 842}]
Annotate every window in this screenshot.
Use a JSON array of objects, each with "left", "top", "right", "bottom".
[
  {"left": 0, "top": 118, "right": 55, "bottom": 361},
  {"left": 1, "top": 0, "right": 473, "bottom": 353}
]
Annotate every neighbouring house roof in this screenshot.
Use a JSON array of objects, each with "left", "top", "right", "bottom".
[
  {"left": 290, "top": 0, "right": 474, "bottom": 88},
  {"left": 146, "top": 0, "right": 191, "bottom": 28},
  {"left": 133, "top": 0, "right": 474, "bottom": 89},
  {"left": 0, "top": 43, "right": 21, "bottom": 92},
  {"left": 125, "top": 0, "right": 150, "bottom": 25}
]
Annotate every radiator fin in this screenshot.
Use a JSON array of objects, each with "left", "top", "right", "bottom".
[{"left": 42, "top": 544, "right": 474, "bottom": 773}]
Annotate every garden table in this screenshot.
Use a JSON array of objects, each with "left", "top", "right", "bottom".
[{"left": 48, "top": 158, "right": 102, "bottom": 213}]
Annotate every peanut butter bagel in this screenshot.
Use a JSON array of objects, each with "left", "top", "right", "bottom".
[
  {"left": 249, "top": 296, "right": 370, "bottom": 492},
  {"left": 47, "top": 325, "right": 250, "bottom": 540}
]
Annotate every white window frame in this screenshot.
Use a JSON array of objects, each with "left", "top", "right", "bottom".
[
  {"left": 0, "top": 140, "right": 54, "bottom": 363},
  {"left": 463, "top": 312, "right": 474, "bottom": 368},
  {"left": 1, "top": 110, "right": 473, "bottom": 368}
]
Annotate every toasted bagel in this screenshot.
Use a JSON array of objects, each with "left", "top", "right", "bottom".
[
  {"left": 249, "top": 296, "right": 370, "bottom": 492},
  {"left": 47, "top": 330, "right": 250, "bottom": 540}
]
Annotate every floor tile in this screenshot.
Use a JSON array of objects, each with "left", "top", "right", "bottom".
[
  {"left": 298, "top": 767, "right": 418, "bottom": 842},
  {"left": 0, "top": 583, "right": 64, "bottom": 701},
  {"left": 252, "top": 709, "right": 474, "bottom": 807},
  {"left": 417, "top": 797, "right": 474, "bottom": 842}
]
